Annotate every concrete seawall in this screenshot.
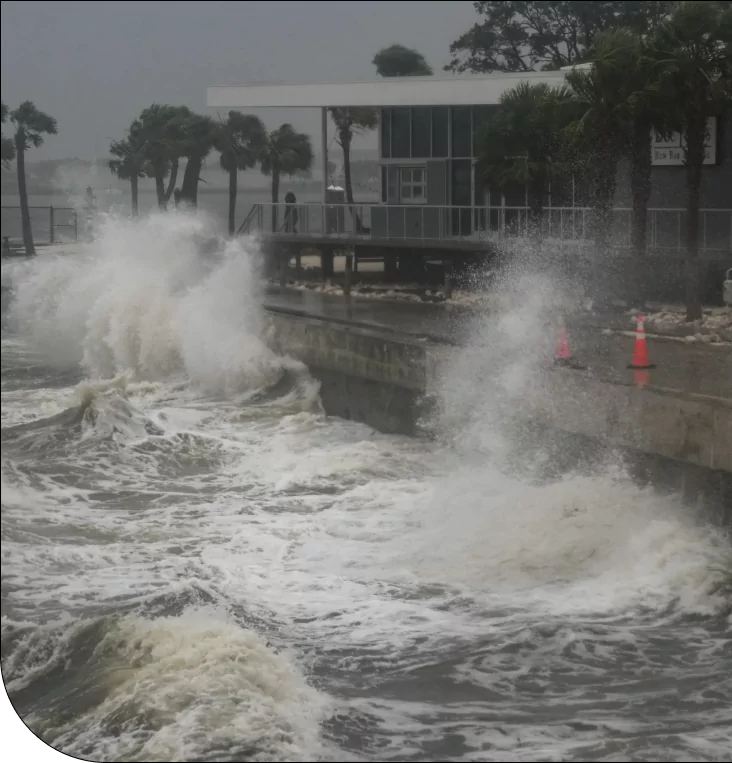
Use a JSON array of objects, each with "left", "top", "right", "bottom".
[{"left": 265, "top": 307, "right": 731, "bottom": 510}]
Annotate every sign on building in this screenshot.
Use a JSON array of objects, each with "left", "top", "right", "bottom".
[{"left": 651, "top": 117, "right": 717, "bottom": 166}]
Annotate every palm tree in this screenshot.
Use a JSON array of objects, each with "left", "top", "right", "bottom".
[
  {"left": 564, "top": 39, "right": 637, "bottom": 260},
  {"left": 259, "top": 124, "right": 314, "bottom": 232},
  {"left": 215, "top": 111, "right": 266, "bottom": 235},
  {"left": 373, "top": 44, "right": 433, "bottom": 76},
  {"left": 108, "top": 120, "right": 151, "bottom": 216},
  {"left": 329, "top": 108, "right": 378, "bottom": 230},
  {"left": 138, "top": 104, "right": 187, "bottom": 210},
  {"left": 604, "top": 30, "right": 673, "bottom": 307},
  {"left": 648, "top": 1, "right": 732, "bottom": 321},
  {"left": 178, "top": 112, "right": 217, "bottom": 207},
  {"left": 9, "top": 101, "right": 58, "bottom": 255},
  {"left": 1, "top": 102, "right": 15, "bottom": 169},
  {"left": 477, "top": 81, "right": 570, "bottom": 230}
]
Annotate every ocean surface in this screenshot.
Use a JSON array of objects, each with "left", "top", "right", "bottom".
[{"left": 2, "top": 212, "right": 731, "bottom": 762}]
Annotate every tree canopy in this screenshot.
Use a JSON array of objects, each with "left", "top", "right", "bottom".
[
  {"left": 373, "top": 44, "right": 433, "bottom": 76},
  {"left": 446, "top": 1, "right": 673, "bottom": 73},
  {"left": 478, "top": 81, "right": 570, "bottom": 217},
  {"left": 9, "top": 101, "right": 58, "bottom": 150},
  {"left": 108, "top": 120, "right": 151, "bottom": 181},
  {"left": 1, "top": 101, "right": 15, "bottom": 167},
  {"left": 215, "top": 111, "right": 266, "bottom": 175}
]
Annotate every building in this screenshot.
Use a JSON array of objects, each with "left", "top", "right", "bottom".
[{"left": 208, "top": 73, "right": 731, "bottom": 300}]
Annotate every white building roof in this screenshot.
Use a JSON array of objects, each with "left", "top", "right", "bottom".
[{"left": 207, "top": 71, "right": 567, "bottom": 109}]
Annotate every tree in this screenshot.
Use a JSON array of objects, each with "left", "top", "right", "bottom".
[
  {"left": 600, "top": 30, "right": 674, "bottom": 307},
  {"left": 9, "top": 102, "right": 58, "bottom": 255},
  {"left": 108, "top": 120, "right": 152, "bottom": 216},
  {"left": 259, "top": 124, "right": 314, "bottom": 231},
  {"left": 215, "top": 110, "right": 266, "bottom": 235},
  {"left": 373, "top": 44, "right": 433, "bottom": 76},
  {"left": 138, "top": 104, "right": 187, "bottom": 210},
  {"left": 177, "top": 112, "right": 217, "bottom": 208},
  {"left": 477, "top": 81, "right": 570, "bottom": 228},
  {"left": 446, "top": 1, "right": 672, "bottom": 73},
  {"left": 1, "top": 102, "right": 15, "bottom": 169},
  {"left": 648, "top": 1, "right": 732, "bottom": 321},
  {"left": 563, "top": 34, "right": 641, "bottom": 260},
  {"left": 329, "top": 107, "right": 379, "bottom": 215}
]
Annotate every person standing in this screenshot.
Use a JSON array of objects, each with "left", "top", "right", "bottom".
[{"left": 284, "top": 190, "right": 298, "bottom": 233}]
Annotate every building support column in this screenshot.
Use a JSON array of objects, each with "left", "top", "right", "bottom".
[
  {"left": 384, "top": 251, "right": 398, "bottom": 282},
  {"left": 321, "top": 107, "right": 328, "bottom": 206},
  {"left": 321, "top": 246, "right": 334, "bottom": 280}
]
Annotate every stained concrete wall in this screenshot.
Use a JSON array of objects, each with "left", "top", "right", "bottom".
[{"left": 264, "top": 309, "right": 732, "bottom": 477}]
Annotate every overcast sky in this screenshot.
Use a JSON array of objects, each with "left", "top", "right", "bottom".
[{"left": 1, "top": 0, "right": 477, "bottom": 161}]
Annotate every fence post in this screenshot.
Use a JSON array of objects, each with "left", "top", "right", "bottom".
[
  {"left": 73, "top": 211, "right": 78, "bottom": 242},
  {"left": 344, "top": 252, "right": 353, "bottom": 298},
  {"left": 49, "top": 206, "right": 55, "bottom": 244}
]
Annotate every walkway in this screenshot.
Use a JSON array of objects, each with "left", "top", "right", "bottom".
[{"left": 263, "top": 288, "right": 732, "bottom": 402}]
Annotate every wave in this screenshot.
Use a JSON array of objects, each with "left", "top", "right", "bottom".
[
  {"left": 2, "top": 606, "right": 327, "bottom": 762},
  {"left": 5, "top": 212, "right": 300, "bottom": 395}
]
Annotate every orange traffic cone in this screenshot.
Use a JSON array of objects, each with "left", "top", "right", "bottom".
[
  {"left": 554, "top": 319, "right": 585, "bottom": 368},
  {"left": 555, "top": 325, "right": 573, "bottom": 364},
  {"left": 628, "top": 315, "right": 655, "bottom": 370}
]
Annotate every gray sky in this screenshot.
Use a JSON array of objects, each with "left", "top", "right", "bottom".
[{"left": 1, "top": 0, "right": 477, "bottom": 161}]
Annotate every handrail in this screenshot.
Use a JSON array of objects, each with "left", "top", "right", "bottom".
[
  {"left": 239, "top": 202, "right": 731, "bottom": 253},
  {"left": 236, "top": 203, "right": 261, "bottom": 236}
]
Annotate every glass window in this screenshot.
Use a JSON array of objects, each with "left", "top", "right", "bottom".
[
  {"left": 400, "top": 167, "right": 426, "bottom": 204},
  {"left": 451, "top": 159, "right": 472, "bottom": 206},
  {"left": 381, "top": 165, "right": 387, "bottom": 202},
  {"left": 380, "top": 108, "right": 391, "bottom": 159},
  {"left": 432, "top": 107, "right": 448, "bottom": 157},
  {"left": 411, "top": 107, "right": 431, "bottom": 158},
  {"left": 451, "top": 106, "right": 472, "bottom": 158},
  {"left": 391, "top": 108, "right": 411, "bottom": 159}
]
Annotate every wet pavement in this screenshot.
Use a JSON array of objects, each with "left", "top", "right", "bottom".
[{"left": 263, "top": 288, "right": 732, "bottom": 402}]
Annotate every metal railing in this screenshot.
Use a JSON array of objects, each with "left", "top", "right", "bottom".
[
  {"left": 1, "top": 206, "right": 78, "bottom": 248},
  {"left": 239, "top": 202, "right": 732, "bottom": 255}
]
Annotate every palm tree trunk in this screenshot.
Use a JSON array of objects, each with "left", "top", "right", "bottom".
[
  {"left": 342, "top": 129, "right": 354, "bottom": 206},
  {"left": 630, "top": 122, "right": 652, "bottom": 308},
  {"left": 164, "top": 158, "right": 179, "bottom": 203},
  {"left": 228, "top": 166, "right": 237, "bottom": 236},
  {"left": 15, "top": 142, "right": 35, "bottom": 255},
  {"left": 154, "top": 164, "right": 167, "bottom": 210},
  {"left": 181, "top": 156, "right": 203, "bottom": 207},
  {"left": 591, "top": 153, "right": 618, "bottom": 258},
  {"left": 130, "top": 174, "right": 139, "bottom": 217},
  {"left": 684, "top": 110, "right": 705, "bottom": 322},
  {"left": 528, "top": 174, "right": 544, "bottom": 237},
  {"left": 340, "top": 127, "right": 362, "bottom": 232},
  {"left": 271, "top": 167, "right": 280, "bottom": 233}
]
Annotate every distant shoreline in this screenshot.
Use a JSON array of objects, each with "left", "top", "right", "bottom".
[{"left": 1, "top": 185, "right": 280, "bottom": 198}]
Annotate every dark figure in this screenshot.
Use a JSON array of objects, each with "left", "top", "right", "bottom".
[
  {"left": 284, "top": 190, "right": 298, "bottom": 233},
  {"left": 83, "top": 187, "right": 97, "bottom": 241}
]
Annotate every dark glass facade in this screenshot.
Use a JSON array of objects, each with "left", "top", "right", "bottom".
[
  {"left": 390, "top": 108, "right": 411, "bottom": 159},
  {"left": 451, "top": 106, "right": 472, "bottom": 158},
  {"left": 431, "top": 108, "right": 448, "bottom": 157},
  {"left": 411, "top": 107, "right": 431, "bottom": 158}
]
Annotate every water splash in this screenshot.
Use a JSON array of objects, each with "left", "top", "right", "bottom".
[{"left": 7, "top": 211, "right": 295, "bottom": 395}]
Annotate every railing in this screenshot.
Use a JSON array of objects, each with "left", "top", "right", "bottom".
[
  {"left": 239, "top": 202, "right": 732, "bottom": 255},
  {"left": 1, "top": 206, "right": 78, "bottom": 248}
]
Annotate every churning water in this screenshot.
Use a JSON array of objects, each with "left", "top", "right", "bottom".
[{"left": 2, "top": 212, "right": 731, "bottom": 762}]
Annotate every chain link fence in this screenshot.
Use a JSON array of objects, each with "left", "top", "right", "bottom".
[{"left": 1, "top": 206, "right": 78, "bottom": 250}]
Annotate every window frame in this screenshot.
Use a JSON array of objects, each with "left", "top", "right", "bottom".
[{"left": 399, "top": 166, "right": 427, "bottom": 204}]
